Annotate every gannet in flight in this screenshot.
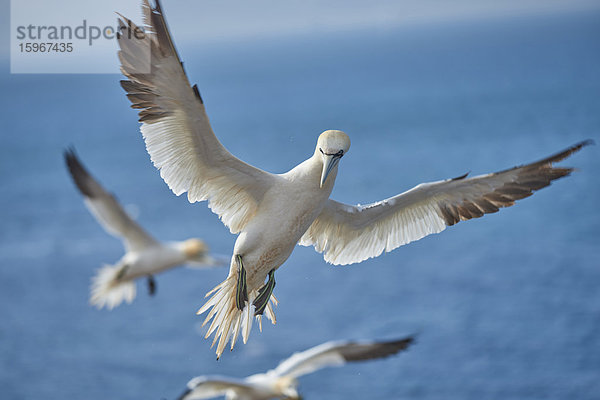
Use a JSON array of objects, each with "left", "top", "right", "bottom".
[
  {"left": 177, "top": 336, "right": 414, "bottom": 400},
  {"left": 117, "top": 0, "right": 592, "bottom": 357},
  {"left": 65, "top": 149, "right": 223, "bottom": 309}
]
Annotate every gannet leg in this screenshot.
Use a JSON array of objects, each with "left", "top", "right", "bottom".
[
  {"left": 235, "top": 254, "right": 248, "bottom": 310},
  {"left": 147, "top": 275, "right": 156, "bottom": 296},
  {"left": 253, "top": 269, "right": 276, "bottom": 316}
]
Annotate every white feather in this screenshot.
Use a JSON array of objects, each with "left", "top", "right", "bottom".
[{"left": 89, "top": 264, "right": 136, "bottom": 310}]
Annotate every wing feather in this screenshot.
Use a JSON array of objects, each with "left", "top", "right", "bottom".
[
  {"left": 300, "top": 140, "right": 592, "bottom": 265},
  {"left": 64, "top": 149, "right": 158, "bottom": 252},
  {"left": 270, "top": 336, "right": 414, "bottom": 379},
  {"left": 118, "top": 0, "right": 274, "bottom": 233}
]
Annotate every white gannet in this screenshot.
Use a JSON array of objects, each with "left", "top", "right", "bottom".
[
  {"left": 177, "top": 336, "right": 414, "bottom": 400},
  {"left": 117, "top": 0, "right": 592, "bottom": 357},
  {"left": 65, "top": 149, "right": 223, "bottom": 309}
]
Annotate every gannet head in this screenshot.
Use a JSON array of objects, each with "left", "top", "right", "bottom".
[
  {"left": 182, "top": 238, "right": 207, "bottom": 258},
  {"left": 316, "top": 130, "right": 350, "bottom": 187}
]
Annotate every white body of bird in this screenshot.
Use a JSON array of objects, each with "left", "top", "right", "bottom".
[
  {"left": 196, "top": 133, "right": 349, "bottom": 356},
  {"left": 116, "top": 241, "right": 201, "bottom": 280},
  {"left": 232, "top": 149, "right": 338, "bottom": 290}
]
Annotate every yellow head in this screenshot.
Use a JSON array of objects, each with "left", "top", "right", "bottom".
[{"left": 182, "top": 238, "right": 207, "bottom": 258}]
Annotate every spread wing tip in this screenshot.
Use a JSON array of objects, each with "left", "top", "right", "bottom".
[
  {"left": 192, "top": 84, "right": 204, "bottom": 104},
  {"left": 118, "top": 0, "right": 202, "bottom": 122},
  {"left": 377, "top": 335, "right": 416, "bottom": 355},
  {"left": 442, "top": 139, "right": 592, "bottom": 226},
  {"left": 531, "top": 139, "right": 594, "bottom": 168},
  {"left": 64, "top": 147, "right": 98, "bottom": 199},
  {"left": 451, "top": 171, "right": 469, "bottom": 181},
  {"left": 341, "top": 335, "right": 415, "bottom": 362}
]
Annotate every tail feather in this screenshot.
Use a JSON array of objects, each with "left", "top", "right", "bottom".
[
  {"left": 197, "top": 276, "right": 277, "bottom": 358},
  {"left": 90, "top": 264, "right": 136, "bottom": 310}
]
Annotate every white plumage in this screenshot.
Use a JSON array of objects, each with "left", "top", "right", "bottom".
[
  {"left": 65, "top": 149, "right": 224, "bottom": 309},
  {"left": 178, "top": 336, "right": 414, "bottom": 400},
  {"left": 117, "top": 0, "right": 591, "bottom": 356}
]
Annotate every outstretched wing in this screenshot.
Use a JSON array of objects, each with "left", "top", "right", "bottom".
[
  {"left": 270, "top": 336, "right": 414, "bottom": 379},
  {"left": 178, "top": 376, "right": 257, "bottom": 400},
  {"left": 64, "top": 149, "right": 158, "bottom": 252},
  {"left": 300, "top": 140, "right": 592, "bottom": 265},
  {"left": 118, "top": 0, "right": 275, "bottom": 234}
]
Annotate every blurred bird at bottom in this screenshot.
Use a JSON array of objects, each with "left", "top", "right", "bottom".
[{"left": 177, "top": 336, "right": 414, "bottom": 400}]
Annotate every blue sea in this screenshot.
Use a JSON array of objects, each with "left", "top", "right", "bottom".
[{"left": 1, "top": 8, "right": 599, "bottom": 400}]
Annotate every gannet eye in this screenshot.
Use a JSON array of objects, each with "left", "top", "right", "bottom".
[{"left": 319, "top": 148, "right": 344, "bottom": 158}]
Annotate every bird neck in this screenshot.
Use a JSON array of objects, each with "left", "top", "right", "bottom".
[{"left": 288, "top": 154, "right": 337, "bottom": 191}]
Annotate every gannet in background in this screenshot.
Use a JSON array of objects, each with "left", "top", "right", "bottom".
[
  {"left": 177, "top": 336, "right": 414, "bottom": 400},
  {"left": 117, "top": 0, "right": 592, "bottom": 357},
  {"left": 65, "top": 149, "right": 224, "bottom": 309}
]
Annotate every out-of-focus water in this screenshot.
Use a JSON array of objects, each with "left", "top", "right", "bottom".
[{"left": 1, "top": 10, "right": 599, "bottom": 400}]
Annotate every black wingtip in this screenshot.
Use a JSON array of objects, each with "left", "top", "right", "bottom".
[
  {"left": 391, "top": 335, "right": 416, "bottom": 350},
  {"left": 63, "top": 146, "right": 80, "bottom": 170},
  {"left": 524, "top": 138, "right": 594, "bottom": 169},
  {"left": 566, "top": 139, "right": 595, "bottom": 155},
  {"left": 64, "top": 144, "right": 77, "bottom": 156},
  {"left": 153, "top": 0, "right": 163, "bottom": 14},
  {"left": 115, "top": 12, "right": 128, "bottom": 27},
  {"left": 451, "top": 171, "right": 469, "bottom": 181},
  {"left": 556, "top": 139, "right": 593, "bottom": 162},
  {"left": 63, "top": 148, "right": 98, "bottom": 198},
  {"left": 192, "top": 84, "right": 203, "bottom": 104}
]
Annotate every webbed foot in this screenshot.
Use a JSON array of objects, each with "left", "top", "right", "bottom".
[
  {"left": 253, "top": 269, "right": 276, "bottom": 316},
  {"left": 235, "top": 254, "right": 248, "bottom": 310},
  {"left": 147, "top": 275, "right": 156, "bottom": 296}
]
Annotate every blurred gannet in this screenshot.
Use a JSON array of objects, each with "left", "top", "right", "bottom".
[
  {"left": 65, "top": 149, "right": 223, "bottom": 309},
  {"left": 177, "top": 336, "right": 414, "bottom": 400},
  {"left": 117, "top": 0, "right": 592, "bottom": 357}
]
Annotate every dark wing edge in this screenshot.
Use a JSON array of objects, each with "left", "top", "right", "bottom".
[
  {"left": 339, "top": 336, "right": 415, "bottom": 362},
  {"left": 117, "top": 0, "right": 202, "bottom": 124},
  {"left": 300, "top": 140, "right": 593, "bottom": 265},
  {"left": 438, "top": 139, "right": 594, "bottom": 226},
  {"left": 63, "top": 147, "right": 158, "bottom": 251},
  {"left": 64, "top": 147, "right": 105, "bottom": 199}
]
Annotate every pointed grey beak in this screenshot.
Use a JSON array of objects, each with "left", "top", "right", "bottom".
[{"left": 320, "top": 151, "right": 343, "bottom": 188}]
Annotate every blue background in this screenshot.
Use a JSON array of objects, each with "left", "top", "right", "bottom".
[{"left": 1, "top": 3, "right": 599, "bottom": 399}]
